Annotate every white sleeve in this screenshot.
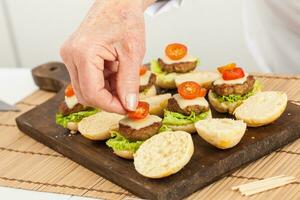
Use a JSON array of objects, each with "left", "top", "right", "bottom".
[{"left": 145, "top": 0, "right": 184, "bottom": 16}]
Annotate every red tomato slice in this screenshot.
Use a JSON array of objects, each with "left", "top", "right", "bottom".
[
  {"left": 178, "top": 81, "right": 202, "bottom": 99},
  {"left": 198, "top": 87, "right": 207, "bottom": 97},
  {"left": 222, "top": 67, "right": 245, "bottom": 80},
  {"left": 217, "top": 63, "right": 236, "bottom": 74},
  {"left": 128, "top": 101, "right": 149, "bottom": 120},
  {"left": 65, "top": 84, "right": 75, "bottom": 97},
  {"left": 165, "top": 43, "right": 188, "bottom": 60},
  {"left": 139, "top": 66, "right": 148, "bottom": 76}
]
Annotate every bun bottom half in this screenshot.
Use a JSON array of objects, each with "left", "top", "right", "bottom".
[
  {"left": 139, "top": 85, "right": 157, "bottom": 99},
  {"left": 166, "top": 110, "right": 212, "bottom": 134},
  {"left": 208, "top": 90, "right": 242, "bottom": 114},
  {"left": 114, "top": 150, "right": 134, "bottom": 159}
]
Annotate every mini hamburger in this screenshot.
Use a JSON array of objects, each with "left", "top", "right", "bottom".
[
  {"left": 162, "top": 81, "right": 211, "bottom": 133},
  {"left": 208, "top": 63, "right": 262, "bottom": 114},
  {"left": 139, "top": 66, "right": 157, "bottom": 99},
  {"left": 56, "top": 84, "right": 98, "bottom": 133},
  {"left": 106, "top": 101, "right": 162, "bottom": 159},
  {"left": 151, "top": 43, "right": 199, "bottom": 89}
]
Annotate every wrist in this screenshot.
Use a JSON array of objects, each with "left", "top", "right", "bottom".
[
  {"left": 93, "top": 0, "right": 155, "bottom": 13},
  {"left": 117, "top": 0, "right": 156, "bottom": 11}
]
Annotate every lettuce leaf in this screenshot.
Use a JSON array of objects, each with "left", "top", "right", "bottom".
[
  {"left": 142, "top": 87, "right": 149, "bottom": 94},
  {"left": 158, "top": 124, "right": 172, "bottom": 132},
  {"left": 162, "top": 110, "right": 209, "bottom": 126},
  {"left": 196, "top": 58, "right": 200, "bottom": 66},
  {"left": 56, "top": 109, "right": 98, "bottom": 128},
  {"left": 215, "top": 81, "right": 262, "bottom": 103},
  {"left": 150, "top": 60, "right": 169, "bottom": 84},
  {"left": 106, "top": 131, "right": 143, "bottom": 152},
  {"left": 150, "top": 60, "right": 165, "bottom": 75}
]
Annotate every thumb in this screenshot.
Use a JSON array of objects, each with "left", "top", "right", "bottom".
[{"left": 116, "top": 54, "right": 140, "bottom": 111}]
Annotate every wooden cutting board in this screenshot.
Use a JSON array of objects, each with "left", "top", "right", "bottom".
[{"left": 16, "top": 62, "right": 300, "bottom": 200}]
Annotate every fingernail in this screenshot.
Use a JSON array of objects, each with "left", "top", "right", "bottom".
[{"left": 126, "top": 93, "right": 137, "bottom": 111}]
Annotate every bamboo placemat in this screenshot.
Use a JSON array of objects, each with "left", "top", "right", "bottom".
[{"left": 1, "top": 74, "right": 299, "bottom": 200}]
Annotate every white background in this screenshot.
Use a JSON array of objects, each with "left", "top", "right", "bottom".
[{"left": 0, "top": 0, "right": 257, "bottom": 71}]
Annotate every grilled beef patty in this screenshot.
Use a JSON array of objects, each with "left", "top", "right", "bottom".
[
  {"left": 212, "top": 75, "right": 255, "bottom": 96},
  {"left": 166, "top": 98, "right": 209, "bottom": 116},
  {"left": 58, "top": 101, "right": 88, "bottom": 116},
  {"left": 157, "top": 58, "right": 197, "bottom": 73},
  {"left": 119, "top": 122, "right": 162, "bottom": 142}
]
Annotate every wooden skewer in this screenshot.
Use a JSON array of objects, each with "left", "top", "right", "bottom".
[
  {"left": 231, "top": 175, "right": 286, "bottom": 190},
  {"left": 231, "top": 175, "right": 297, "bottom": 196},
  {"left": 239, "top": 176, "right": 295, "bottom": 192},
  {"left": 243, "top": 178, "right": 297, "bottom": 196}
]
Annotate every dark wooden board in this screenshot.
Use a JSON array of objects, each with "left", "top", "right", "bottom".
[{"left": 16, "top": 62, "right": 300, "bottom": 200}]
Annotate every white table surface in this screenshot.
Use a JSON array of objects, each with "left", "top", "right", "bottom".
[
  {"left": 0, "top": 68, "right": 37, "bottom": 105},
  {"left": 0, "top": 68, "right": 99, "bottom": 200}
]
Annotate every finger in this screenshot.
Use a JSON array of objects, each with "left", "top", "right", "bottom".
[
  {"left": 108, "top": 73, "right": 118, "bottom": 96},
  {"left": 104, "top": 79, "right": 111, "bottom": 91},
  {"left": 76, "top": 58, "right": 126, "bottom": 114},
  {"left": 103, "top": 68, "right": 115, "bottom": 78},
  {"left": 103, "top": 61, "right": 119, "bottom": 78},
  {"left": 62, "top": 60, "right": 86, "bottom": 105},
  {"left": 105, "top": 60, "right": 119, "bottom": 73},
  {"left": 116, "top": 47, "right": 141, "bottom": 111}
]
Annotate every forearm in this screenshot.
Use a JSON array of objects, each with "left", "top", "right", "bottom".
[{"left": 81, "top": 0, "right": 156, "bottom": 30}]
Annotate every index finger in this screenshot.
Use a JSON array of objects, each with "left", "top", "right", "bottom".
[{"left": 76, "top": 59, "right": 127, "bottom": 114}]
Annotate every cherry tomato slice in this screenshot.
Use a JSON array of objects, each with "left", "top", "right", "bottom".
[
  {"left": 222, "top": 67, "right": 245, "bottom": 80},
  {"left": 198, "top": 87, "right": 207, "bottom": 97},
  {"left": 165, "top": 43, "right": 188, "bottom": 60},
  {"left": 217, "top": 63, "right": 236, "bottom": 74},
  {"left": 178, "top": 81, "right": 201, "bottom": 99},
  {"left": 139, "top": 66, "right": 148, "bottom": 76},
  {"left": 65, "top": 84, "right": 75, "bottom": 97},
  {"left": 128, "top": 101, "right": 149, "bottom": 120}
]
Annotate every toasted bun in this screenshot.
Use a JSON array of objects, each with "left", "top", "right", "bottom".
[
  {"left": 234, "top": 91, "right": 288, "bottom": 127},
  {"left": 175, "top": 71, "right": 220, "bottom": 89},
  {"left": 142, "top": 93, "right": 172, "bottom": 116},
  {"left": 167, "top": 123, "right": 197, "bottom": 133},
  {"left": 195, "top": 118, "right": 246, "bottom": 149},
  {"left": 78, "top": 111, "right": 124, "bottom": 140},
  {"left": 114, "top": 150, "right": 134, "bottom": 159},
  {"left": 134, "top": 131, "right": 194, "bottom": 178},
  {"left": 156, "top": 73, "right": 180, "bottom": 89},
  {"left": 139, "top": 85, "right": 157, "bottom": 99},
  {"left": 66, "top": 122, "right": 78, "bottom": 134},
  {"left": 167, "top": 110, "right": 212, "bottom": 133},
  {"left": 208, "top": 90, "right": 242, "bottom": 114}
]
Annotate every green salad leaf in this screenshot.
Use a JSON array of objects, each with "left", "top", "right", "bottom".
[
  {"left": 150, "top": 60, "right": 165, "bottom": 75},
  {"left": 106, "top": 131, "right": 143, "bottom": 152},
  {"left": 196, "top": 58, "right": 200, "bottom": 66},
  {"left": 142, "top": 87, "right": 149, "bottom": 94},
  {"left": 162, "top": 110, "right": 209, "bottom": 126},
  {"left": 158, "top": 124, "right": 172, "bottom": 132},
  {"left": 56, "top": 109, "right": 98, "bottom": 128},
  {"left": 215, "top": 81, "right": 262, "bottom": 103}
]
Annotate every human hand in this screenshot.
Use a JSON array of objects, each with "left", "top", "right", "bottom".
[{"left": 60, "top": 0, "right": 155, "bottom": 114}]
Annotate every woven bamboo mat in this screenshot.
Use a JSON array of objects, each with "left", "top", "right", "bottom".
[{"left": 0, "top": 74, "right": 299, "bottom": 200}]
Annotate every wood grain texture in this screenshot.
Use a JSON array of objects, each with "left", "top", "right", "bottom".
[{"left": 16, "top": 62, "right": 300, "bottom": 200}]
